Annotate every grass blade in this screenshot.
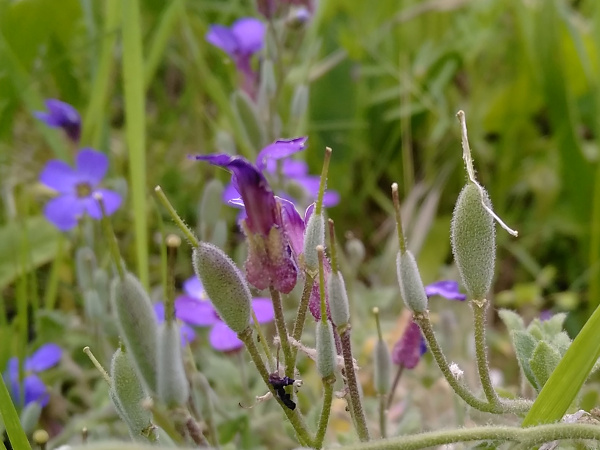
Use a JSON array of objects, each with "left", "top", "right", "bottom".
[{"left": 0, "top": 376, "right": 32, "bottom": 450}]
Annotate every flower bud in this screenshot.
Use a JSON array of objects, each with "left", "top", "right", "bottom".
[
  {"left": 193, "top": 242, "right": 251, "bottom": 333},
  {"left": 374, "top": 340, "right": 391, "bottom": 395},
  {"left": 157, "top": 322, "right": 189, "bottom": 407},
  {"left": 111, "top": 272, "right": 158, "bottom": 392},
  {"left": 316, "top": 320, "right": 336, "bottom": 378},
  {"left": 110, "top": 347, "right": 155, "bottom": 440},
  {"left": 303, "top": 212, "right": 324, "bottom": 274},
  {"left": 396, "top": 251, "right": 428, "bottom": 313},
  {"left": 328, "top": 271, "right": 350, "bottom": 327},
  {"left": 451, "top": 183, "right": 496, "bottom": 300}
]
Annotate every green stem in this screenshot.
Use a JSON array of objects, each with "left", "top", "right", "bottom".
[
  {"left": 252, "top": 309, "right": 274, "bottom": 370},
  {"left": 339, "top": 328, "right": 370, "bottom": 441},
  {"left": 387, "top": 364, "right": 404, "bottom": 409},
  {"left": 379, "top": 395, "right": 387, "bottom": 439},
  {"left": 471, "top": 299, "right": 500, "bottom": 406},
  {"left": 270, "top": 286, "right": 295, "bottom": 378},
  {"left": 314, "top": 377, "right": 335, "bottom": 449},
  {"left": 335, "top": 423, "right": 600, "bottom": 450},
  {"left": 193, "top": 372, "right": 219, "bottom": 448},
  {"left": 237, "top": 328, "right": 314, "bottom": 447},
  {"left": 291, "top": 274, "right": 315, "bottom": 362},
  {"left": 154, "top": 186, "right": 199, "bottom": 247}
]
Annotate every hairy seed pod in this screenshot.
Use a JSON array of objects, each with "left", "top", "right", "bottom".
[
  {"left": 396, "top": 251, "right": 428, "bottom": 313},
  {"left": 316, "top": 320, "right": 337, "bottom": 379},
  {"left": 451, "top": 183, "right": 496, "bottom": 300},
  {"left": 374, "top": 340, "right": 392, "bottom": 395},
  {"left": 193, "top": 243, "right": 251, "bottom": 333},
  {"left": 328, "top": 271, "right": 350, "bottom": 327},
  {"left": 303, "top": 212, "right": 324, "bottom": 273},
  {"left": 111, "top": 273, "right": 158, "bottom": 392},
  {"left": 110, "top": 347, "right": 154, "bottom": 440},
  {"left": 157, "top": 322, "right": 189, "bottom": 407}
]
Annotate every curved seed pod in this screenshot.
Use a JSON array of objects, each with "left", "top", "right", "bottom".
[
  {"left": 193, "top": 243, "right": 251, "bottom": 333},
  {"left": 328, "top": 271, "right": 350, "bottom": 327},
  {"left": 451, "top": 183, "right": 496, "bottom": 300},
  {"left": 316, "top": 320, "right": 336, "bottom": 379},
  {"left": 157, "top": 322, "right": 189, "bottom": 407},
  {"left": 110, "top": 347, "right": 155, "bottom": 440},
  {"left": 396, "top": 251, "right": 428, "bottom": 313},
  {"left": 303, "top": 213, "right": 324, "bottom": 273},
  {"left": 374, "top": 340, "right": 391, "bottom": 395},
  {"left": 111, "top": 272, "right": 158, "bottom": 392}
]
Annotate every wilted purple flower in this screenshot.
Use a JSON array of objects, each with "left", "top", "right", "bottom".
[
  {"left": 174, "top": 277, "right": 274, "bottom": 352},
  {"left": 206, "top": 18, "right": 265, "bottom": 98},
  {"left": 425, "top": 280, "right": 466, "bottom": 301},
  {"left": 154, "top": 303, "right": 196, "bottom": 346},
  {"left": 195, "top": 154, "right": 298, "bottom": 293},
  {"left": 40, "top": 148, "right": 122, "bottom": 231},
  {"left": 392, "top": 320, "right": 426, "bottom": 368},
  {"left": 4, "top": 344, "right": 62, "bottom": 407},
  {"left": 34, "top": 99, "right": 81, "bottom": 143}
]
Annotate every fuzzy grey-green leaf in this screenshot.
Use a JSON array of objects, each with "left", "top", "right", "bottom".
[
  {"left": 498, "top": 309, "right": 525, "bottom": 333},
  {"left": 529, "top": 341, "right": 561, "bottom": 389},
  {"left": 511, "top": 330, "right": 539, "bottom": 391}
]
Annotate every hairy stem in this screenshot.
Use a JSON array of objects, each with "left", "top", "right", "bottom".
[
  {"left": 379, "top": 395, "right": 387, "bottom": 439},
  {"left": 270, "top": 286, "right": 295, "bottom": 378},
  {"left": 291, "top": 274, "right": 315, "bottom": 363},
  {"left": 340, "top": 328, "right": 370, "bottom": 441},
  {"left": 314, "top": 376, "right": 335, "bottom": 449},
  {"left": 471, "top": 298, "right": 500, "bottom": 406}
]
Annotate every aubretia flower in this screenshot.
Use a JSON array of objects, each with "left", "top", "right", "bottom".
[
  {"left": 40, "top": 148, "right": 122, "bottom": 231},
  {"left": 4, "top": 344, "right": 62, "bottom": 407},
  {"left": 206, "top": 18, "right": 265, "bottom": 98},
  {"left": 34, "top": 99, "right": 81, "bottom": 143},
  {"left": 392, "top": 320, "right": 426, "bottom": 368},
  {"left": 425, "top": 280, "right": 466, "bottom": 301},
  {"left": 195, "top": 154, "right": 298, "bottom": 293},
  {"left": 154, "top": 303, "right": 196, "bottom": 346},
  {"left": 174, "top": 277, "right": 274, "bottom": 352}
]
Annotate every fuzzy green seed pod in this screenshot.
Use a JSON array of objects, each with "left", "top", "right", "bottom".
[
  {"left": 83, "top": 289, "right": 104, "bottom": 321},
  {"left": 451, "top": 183, "right": 496, "bottom": 300},
  {"left": 328, "top": 271, "right": 350, "bottom": 327},
  {"left": 396, "top": 250, "right": 428, "bottom": 313},
  {"left": 111, "top": 272, "right": 158, "bottom": 392},
  {"left": 316, "top": 320, "right": 337, "bottom": 379},
  {"left": 75, "top": 247, "right": 96, "bottom": 291},
  {"left": 110, "top": 347, "right": 155, "bottom": 440},
  {"left": 303, "top": 212, "right": 324, "bottom": 273},
  {"left": 93, "top": 268, "right": 110, "bottom": 307},
  {"left": 157, "top": 322, "right": 189, "bottom": 407},
  {"left": 20, "top": 401, "right": 42, "bottom": 435},
  {"left": 374, "top": 340, "right": 391, "bottom": 395},
  {"left": 193, "top": 243, "right": 251, "bottom": 333}
]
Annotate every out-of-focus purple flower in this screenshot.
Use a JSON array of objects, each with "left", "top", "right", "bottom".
[
  {"left": 4, "top": 344, "right": 62, "bottom": 407},
  {"left": 425, "top": 280, "right": 466, "bottom": 301},
  {"left": 392, "top": 320, "right": 426, "bottom": 369},
  {"left": 540, "top": 310, "right": 553, "bottom": 321},
  {"left": 206, "top": 18, "right": 265, "bottom": 98},
  {"left": 174, "top": 277, "right": 274, "bottom": 352},
  {"left": 34, "top": 99, "right": 81, "bottom": 143},
  {"left": 195, "top": 154, "right": 298, "bottom": 293},
  {"left": 39, "top": 148, "right": 122, "bottom": 231},
  {"left": 154, "top": 303, "right": 196, "bottom": 346}
]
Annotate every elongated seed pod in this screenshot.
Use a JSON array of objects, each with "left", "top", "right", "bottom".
[
  {"left": 157, "top": 322, "right": 189, "bottom": 407},
  {"left": 451, "top": 183, "right": 496, "bottom": 300},
  {"left": 396, "top": 251, "right": 428, "bottom": 313},
  {"left": 374, "top": 340, "right": 391, "bottom": 395},
  {"left": 328, "top": 271, "right": 350, "bottom": 327},
  {"left": 193, "top": 243, "right": 251, "bottom": 333},
  {"left": 303, "top": 212, "right": 324, "bottom": 273},
  {"left": 316, "top": 320, "right": 337, "bottom": 378}
]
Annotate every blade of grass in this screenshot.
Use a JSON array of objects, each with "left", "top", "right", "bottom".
[
  {"left": 522, "top": 302, "right": 600, "bottom": 426},
  {"left": 82, "top": 0, "right": 120, "bottom": 148},
  {"left": 121, "top": 0, "right": 149, "bottom": 289},
  {"left": 0, "top": 376, "right": 31, "bottom": 450}
]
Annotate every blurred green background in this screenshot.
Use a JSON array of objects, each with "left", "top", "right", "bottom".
[{"left": 0, "top": 0, "right": 599, "bottom": 334}]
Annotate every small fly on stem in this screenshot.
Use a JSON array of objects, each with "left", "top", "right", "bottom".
[{"left": 269, "top": 345, "right": 297, "bottom": 410}]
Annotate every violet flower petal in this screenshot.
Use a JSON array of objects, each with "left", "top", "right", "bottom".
[
  {"left": 206, "top": 25, "right": 238, "bottom": 56},
  {"left": 251, "top": 298, "right": 275, "bottom": 324},
  {"left": 180, "top": 324, "right": 196, "bottom": 345},
  {"left": 256, "top": 137, "right": 307, "bottom": 171},
  {"left": 75, "top": 149, "right": 109, "bottom": 186},
  {"left": 392, "top": 321, "right": 424, "bottom": 369},
  {"left": 183, "top": 276, "right": 206, "bottom": 300},
  {"left": 222, "top": 183, "right": 240, "bottom": 204},
  {"left": 279, "top": 197, "right": 305, "bottom": 256},
  {"left": 231, "top": 18, "right": 266, "bottom": 55},
  {"left": 23, "top": 374, "right": 49, "bottom": 407},
  {"left": 34, "top": 99, "right": 81, "bottom": 143},
  {"left": 39, "top": 160, "right": 79, "bottom": 193},
  {"left": 281, "top": 159, "right": 308, "bottom": 177},
  {"left": 26, "top": 344, "right": 62, "bottom": 372},
  {"left": 174, "top": 296, "right": 220, "bottom": 327},
  {"left": 209, "top": 321, "right": 243, "bottom": 352},
  {"left": 43, "top": 194, "right": 86, "bottom": 231},
  {"left": 92, "top": 189, "right": 122, "bottom": 216},
  {"left": 424, "top": 280, "right": 466, "bottom": 301}
]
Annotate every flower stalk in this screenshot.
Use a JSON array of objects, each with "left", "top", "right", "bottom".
[
  {"left": 314, "top": 375, "right": 335, "bottom": 449},
  {"left": 270, "top": 287, "right": 295, "bottom": 379},
  {"left": 471, "top": 298, "right": 500, "bottom": 406}
]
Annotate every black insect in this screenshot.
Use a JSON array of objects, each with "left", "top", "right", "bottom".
[{"left": 269, "top": 373, "right": 296, "bottom": 410}]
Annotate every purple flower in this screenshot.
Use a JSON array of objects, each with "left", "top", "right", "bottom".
[
  {"left": 392, "top": 320, "right": 426, "bottom": 368},
  {"left": 424, "top": 280, "right": 466, "bottom": 301},
  {"left": 154, "top": 303, "right": 197, "bottom": 346},
  {"left": 195, "top": 154, "right": 298, "bottom": 293},
  {"left": 206, "top": 18, "right": 265, "bottom": 98},
  {"left": 34, "top": 99, "right": 81, "bottom": 143},
  {"left": 174, "top": 277, "right": 274, "bottom": 352},
  {"left": 4, "top": 344, "right": 62, "bottom": 407},
  {"left": 39, "top": 148, "right": 122, "bottom": 231},
  {"left": 540, "top": 310, "right": 553, "bottom": 321}
]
